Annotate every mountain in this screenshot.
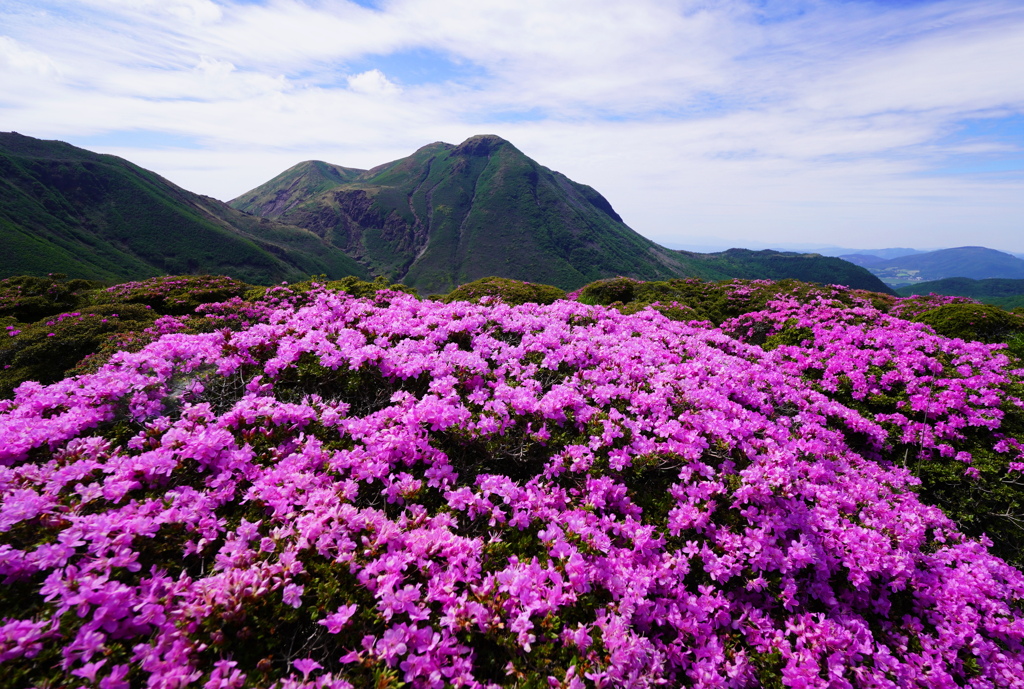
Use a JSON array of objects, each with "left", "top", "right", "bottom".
[
  {"left": 232, "top": 135, "right": 890, "bottom": 294},
  {"left": 231, "top": 135, "right": 710, "bottom": 294},
  {"left": 680, "top": 248, "right": 892, "bottom": 289},
  {"left": 835, "top": 248, "right": 927, "bottom": 261},
  {"left": 863, "top": 246, "right": 1024, "bottom": 288},
  {"left": 895, "top": 277, "right": 1024, "bottom": 310},
  {"left": 838, "top": 249, "right": 930, "bottom": 268},
  {"left": 0, "top": 132, "right": 370, "bottom": 284}
]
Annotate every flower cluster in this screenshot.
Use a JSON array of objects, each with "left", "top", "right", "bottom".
[
  {"left": 888, "top": 294, "right": 980, "bottom": 320},
  {"left": 723, "top": 295, "right": 1024, "bottom": 465},
  {"left": 1, "top": 286, "right": 1023, "bottom": 688}
]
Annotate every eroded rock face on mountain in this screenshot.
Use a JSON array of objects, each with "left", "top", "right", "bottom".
[
  {"left": 230, "top": 135, "right": 705, "bottom": 293},
  {"left": 227, "top": 134, "right": 891, "bottom": 294}
]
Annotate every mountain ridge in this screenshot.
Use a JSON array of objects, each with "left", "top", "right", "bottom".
[
  {"left": 0, "top": 131, "right": 890, "bottom": 295},
  {"left": 0, "top": 132, "right": 370, "bottom": 284},
  {"left": 857, "top": 246, "right": 1024, "bottom": 287},
  {"left": 231, "top": 134, "right": 890, "bottom": 294}
]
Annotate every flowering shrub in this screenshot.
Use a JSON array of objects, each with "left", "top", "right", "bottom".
[
  {"left": 0, "top": 305, "right": 156, "bottom": 398},
  {"left": 2, "top": 285, "right": 1023, "bottom": 688},
  {"left": 889, "top": 294, "right": 979, "bottom": 320},
  {"left": 572, "top": 277, "right": 896, "bottom": 325},
  {"left": 92, "top": 275, "right": 252, "bottom": 316},
  {"left": 722, "top": 295, "right": 1024, "bottom": 565},
  {"left": 0, "top": 274, "right": 103, "bottom": 322},
  {"left": 909, "top": 302, "right": 1024, "bottom": 344}
]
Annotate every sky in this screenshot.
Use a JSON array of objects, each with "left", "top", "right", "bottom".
[{"left": 2, "top": 0, "right": 1023, "bottom": 253}]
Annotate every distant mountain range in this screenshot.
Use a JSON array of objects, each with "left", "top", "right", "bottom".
[
  {"left": 841, "top": 246, "right": 1024, "bottom": 288},
  {"left": 1, "top": 131, "right": 890, "bottom": 293},
  {"left": 0, "top": 132, "right": 368, "bottom": 284}
]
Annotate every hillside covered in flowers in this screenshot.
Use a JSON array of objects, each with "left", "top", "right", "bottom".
[{"left": 1, "top": 273, "right": 1023, "bottom": 688}]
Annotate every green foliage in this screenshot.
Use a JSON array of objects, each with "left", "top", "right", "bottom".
[
  {"left": 574, "top": 277, "right": 890, "bottom": 325},
  {"left": 1006, "top": 332, "right": 1024, "bottom": 364},
  {"left": 0, "top": 132, "right": 371, "bottom": 284},
  {"left": 443, "top": 277, "right": 565, "bottom": 305},
  {"left": 91, "top": 274, "right": 253, "bottom": 315},
  {"left": 0, "top": 304, "right": 156, "bottom": 397},
  {"left": 911, "top": 303, "right": 1024, "bottom": 344},
  {"left": 0, "top": 273, "right": 104, "bottom": 322},
  {"left": 327, "top": 275, "right": 419, "bottom": 299},
  {"left": 576, "top": 277, "right": 641, "bottom": 305}
]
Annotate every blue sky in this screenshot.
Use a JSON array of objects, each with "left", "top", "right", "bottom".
[{"left": 1, "top": 0, "right": 1023, "bottom": 252}]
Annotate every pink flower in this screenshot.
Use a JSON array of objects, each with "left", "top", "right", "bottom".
[
  {"left": 319, "top": 604, "right": 358, "bottom": 633},
  {"left": 282, "top": 583, "right": 304, "bottom": 608},
  {"left": 292, "top": 658, "right": 322, "bottom": 679}
]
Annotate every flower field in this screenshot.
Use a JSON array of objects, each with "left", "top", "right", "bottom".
[{"left": 1, "top": 275, "right": 1024, "bottom": 688}]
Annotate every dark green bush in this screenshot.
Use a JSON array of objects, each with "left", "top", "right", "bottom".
[
  {"left": 575, "top": 277, "right": 641, "bottom": 306},
  {"left": 0, "top": 274, "right": 104, "bottom": 322},
  {"left": 1004, "top": 332, "right": 1024, "bottom": 365},
  {"left": 573, "top": 277, "right": 881, "bottom": 325},
  {"left": 442, "top": 277, "right": 564, "bottom": 305},
  {"left": 912, "top": 303, "right": 1024, "bottom": 343},
  {"left": 91, "top": 274, "right": 252, "bottom": 315},
  {"left": 327, "top": 275, "right": 418, "bottom": 299},
  {"left": 0, "top": 304, "right": 156, "bottom": 397},
  {"left": 618, "top": 300, "right": 700, "bottom": 322}
]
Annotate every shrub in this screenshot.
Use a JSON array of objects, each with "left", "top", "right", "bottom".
[
  {"left": 0, "top": 304, "right": 156, "bottom": 397},
  {"left": 91, "top": 274, "right": 253, "bottom": 315},
  {"left": 722, "top": 296, "right": 1024, "bottom": 566},
  {"left": 0, "top": 274, "right": 104, "bottom": 322},
  {"left": 328, "top": 275, "right": 419, "bottom": 299},
  {"left": 911, "top": 302, "right": 1024, "bottom": 343},
  {"left": 442, "top": 276, "right": 565, "bottom": 305},
  {"left": 1, "top": 286, "right": 1023, "bottom": 687},
  {"left": 574, "top": 276, "right": 641, "bottom": 305}
]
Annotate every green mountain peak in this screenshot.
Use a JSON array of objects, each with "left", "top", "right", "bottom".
[
  {"left": 230, "top": 134, "right": 889, "bottom": 295},
  {"left": 0, "top": 133, "right": 369, "bottom": 283}
]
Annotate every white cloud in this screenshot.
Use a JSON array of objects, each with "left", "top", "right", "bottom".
[
  {"left": 0, "top": 35, "right": 58, "bottom": 77},
  {"left": 347, "top": 68, "right": 400, "bottom": 96},
  {"left": 1, "top": 0, "right": 1023, "bottom": 251}
]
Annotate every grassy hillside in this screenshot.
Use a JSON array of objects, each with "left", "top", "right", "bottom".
[
  {"left": 897, "top": 276, "right": 1024, "bottom": 310},
  {"left": 230, "top": 160, "right": 366, "bottom": 217},
  {"left": 0, "top": 132, "right": 370, "bottom": 284},
  {"left": 683, "top": 248, "right": 891, "bottom": 292}
]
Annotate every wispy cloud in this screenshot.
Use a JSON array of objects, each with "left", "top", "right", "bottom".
[{"left": 1, "top": 0, "right": 1022, "bottom": 251}]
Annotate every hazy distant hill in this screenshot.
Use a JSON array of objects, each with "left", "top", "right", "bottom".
[
  {"left": 232, "top": 135, "right": 890, "bottom": 294},
  {"left": 896, "top": 277, "right": 1024, "bottom": 310},
  {"left": 836, "top": 248, "right": 925, "bottom": 263},
  {"left": 0, "top": 132, "right": 369, "bottom": 283},
  {"left": 862, "top": 246, "right": 1024, "bottom": 287}
]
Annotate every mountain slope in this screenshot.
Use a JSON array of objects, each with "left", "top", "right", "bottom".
[
  {"left": 896, "top": 277, "right": 1024, "bottom": 310},
  {"left": 685, "top": 248, "right": 891, "bottom": 289},
  {"left": 232, "top": 135, "right": 709, "bottom": 293},
  {"left": 0, "top": 132, "right": 370, "bottom": 284},
  {"left": 866, "top": 246, "right": 1024, "bottom": 287},
  {"left": 231, "top": 135, "right": 889, "bottom": 294}
]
